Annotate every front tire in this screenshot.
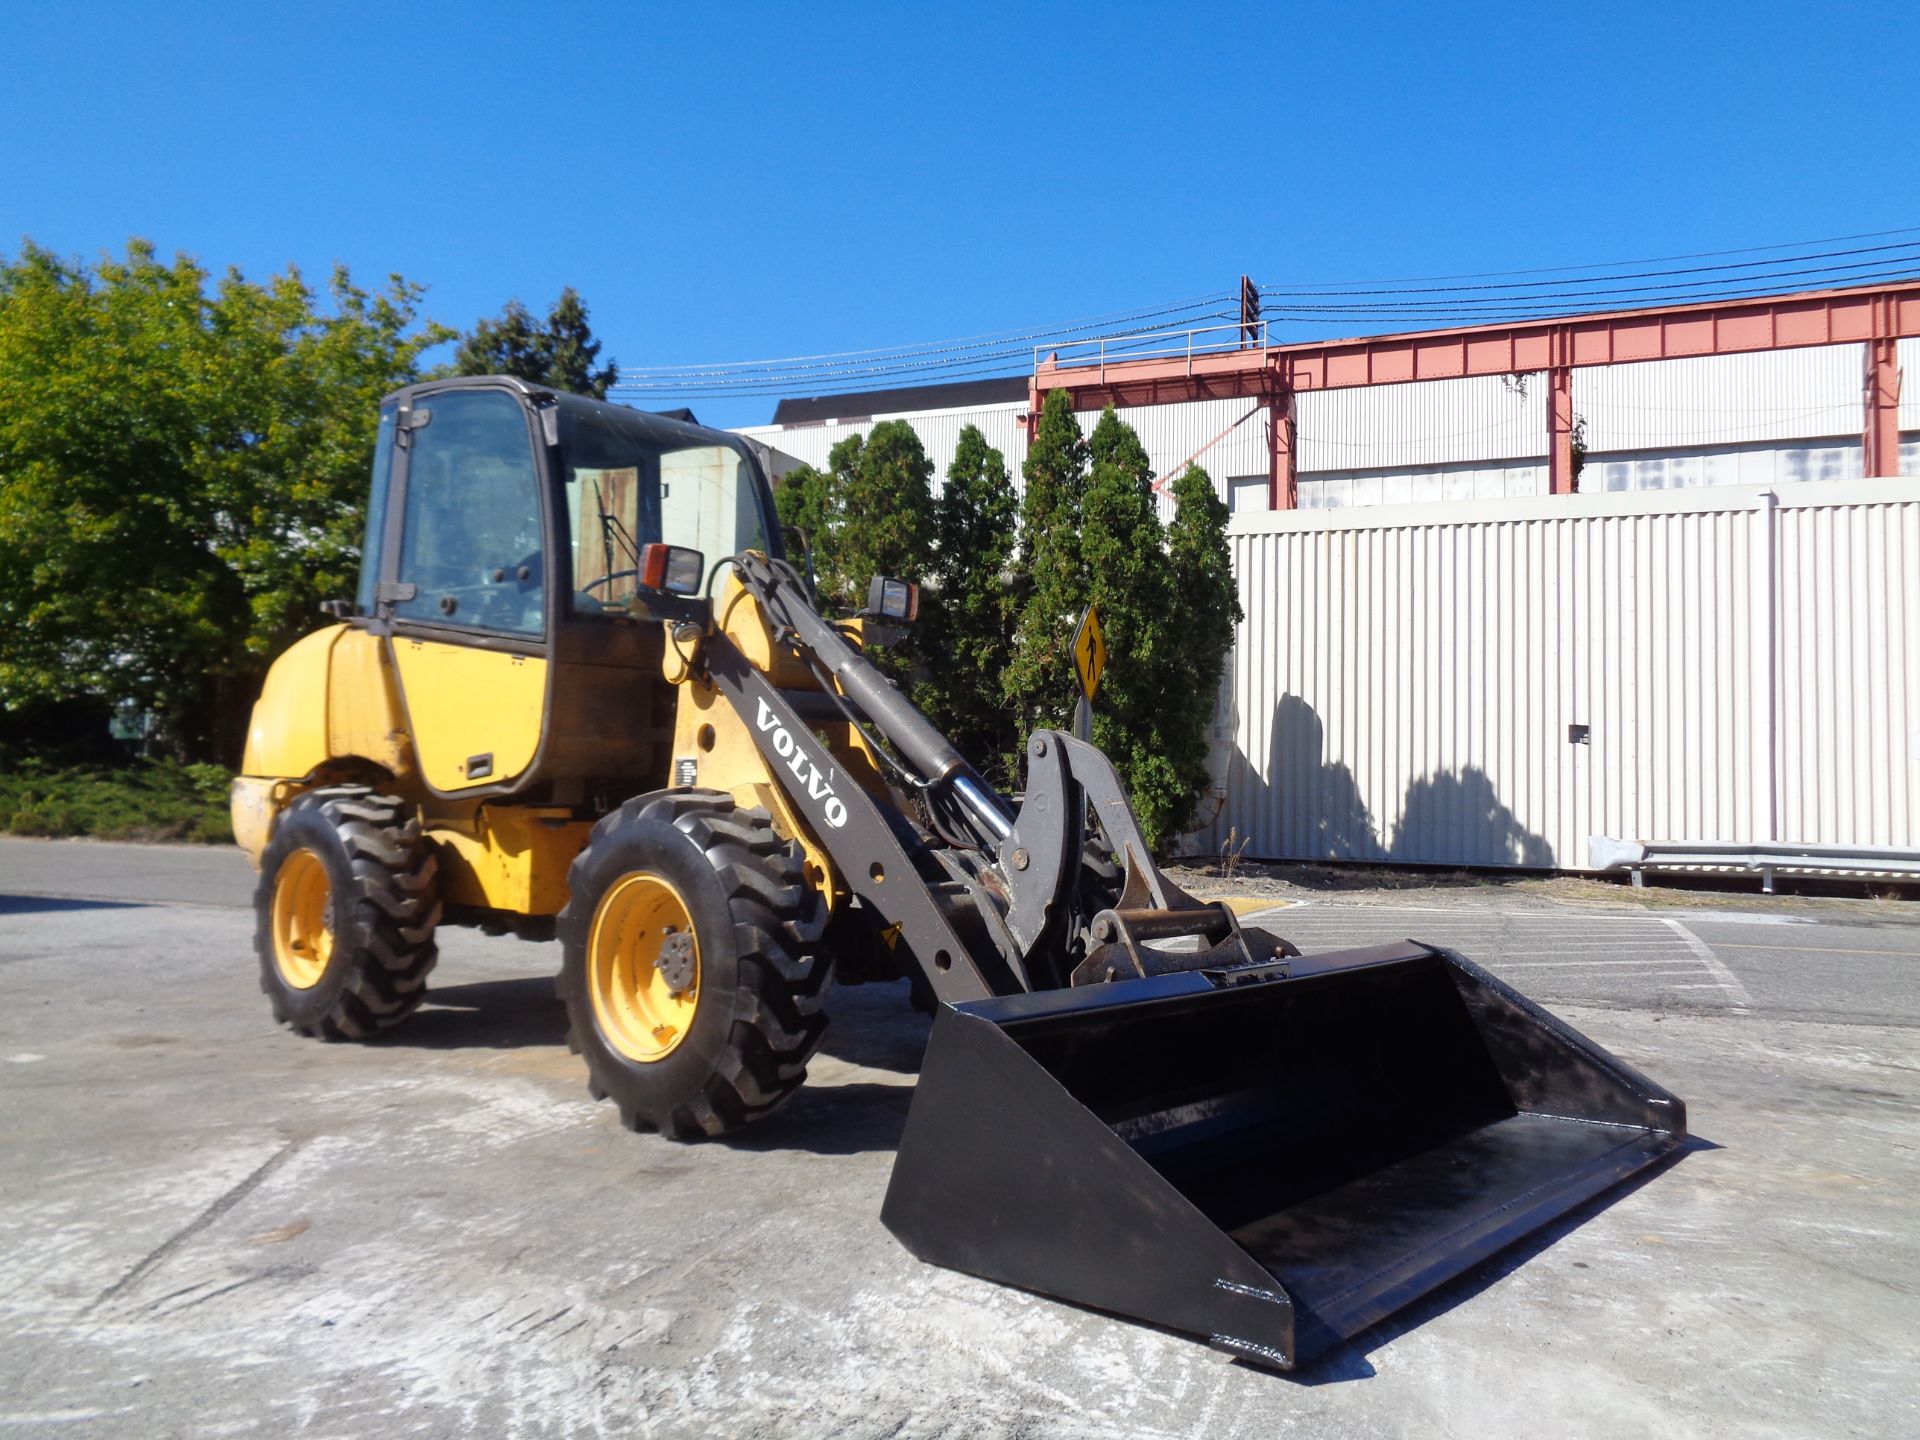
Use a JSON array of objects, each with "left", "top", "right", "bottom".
[
  {"left": 557, "top": 791, "right": 831, "bottom": 1138},
  {"left": 254, "top": 787, "right": 442, "bottom": 1039}
]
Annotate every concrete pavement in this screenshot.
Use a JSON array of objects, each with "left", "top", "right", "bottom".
[{"left": 1, "top": 838, "right": 1916, "bottom": 1437}]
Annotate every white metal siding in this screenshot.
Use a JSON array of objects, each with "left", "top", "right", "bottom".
[
  {"left": 1577, "top": 346, "right": 1865, "bottom": 451},
  {"left": 1100, "top": 398, "right": 1268, "bottom": 490},
  {"left": 1299, "top": 459, "right": 1546, "bottom": 509},
  {"left": 1298, "top": 374, "right": 1544, "bottom": 471},
  {"left": 739, "top": 344, "right": 1912, "bottom": 512},
  {"left": 1206, "top": 478, "right": 1920, "bottom": 867},
  {"left": 1774, "top": 493, "right": 1920, "bottom": 846},
  {"left": 736, "top": 403, "right": 1032, "bottom": 500},
  {"left": 739, "top": 398, "right": 1261, "bottom": 517},
  {"left": 1581, "top": 438, "right": 1866, "bottom": 493}
]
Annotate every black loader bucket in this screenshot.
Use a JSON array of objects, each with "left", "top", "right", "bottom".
[{"left": 881, "top": 941, "right": 1687, "bottom": 1371}]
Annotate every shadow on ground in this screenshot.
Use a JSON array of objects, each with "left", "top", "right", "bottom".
[
  {"left": 394, "top": 977, "right": 570, "bottom": 1050},
  {"left": 720, "top": 1082, "right": 914, "bottom": 1156},
  {"left": 814, "top": 980, "right": 930, "bottom": 1073},
  {"left": 384, "top": 972, "right": 926, "bottom": 1155},
  {"left": 0, "top": 893, "right": 153, "bottom": 915}
]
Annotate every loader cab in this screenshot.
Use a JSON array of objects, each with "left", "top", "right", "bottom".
[{"left": 354, "top": 376, "right": 782, "bottom": 805}]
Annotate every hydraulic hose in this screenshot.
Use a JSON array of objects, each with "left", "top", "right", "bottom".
[{"left": 731, "top": 554, "right": 1016, "bottom": 847}]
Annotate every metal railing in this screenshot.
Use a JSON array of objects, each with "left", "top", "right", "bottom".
[
  {"left": 1035, "top": 321, "right": 1269, "bottom": 379},
  {"left": 1590, "top": 836, "right": 1920, "bottom": 893}
]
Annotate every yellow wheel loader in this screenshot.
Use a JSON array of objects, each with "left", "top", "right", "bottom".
[{"left": 234, "top": 375, "right": 1687, "bottom": 1370}]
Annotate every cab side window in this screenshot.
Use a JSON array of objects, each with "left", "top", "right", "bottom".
[
  {"left": 355, "top": 407, "right": 398, "bottom": 616},
  {"left": 393, "top": 391, "right": 545, "bottom": 637}
]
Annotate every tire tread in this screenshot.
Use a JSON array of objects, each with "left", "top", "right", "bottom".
[
  {"left": 255, "top": 786, "right": 441, "bottom": 1040},
  {"left": 562, "top": 789, "right": 832, "bottom": 1139}
]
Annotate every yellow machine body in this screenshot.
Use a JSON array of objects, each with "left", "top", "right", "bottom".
[
  {"left": 239, "top": 624, "right": 413, "bottom": 789},
  {"left": 233, "top": 573, "right": 873, "bottom": 924},
  {"left": 388, "top": 638, "right": 548, "bottom": 794}
]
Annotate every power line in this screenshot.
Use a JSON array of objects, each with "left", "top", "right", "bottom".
[
  {"left": 615, "top": 292, "right": 1234, "bottom": 381},
  {"left": 1259, "top": 238, "right": 1920, "bottom": 300},
  {"left": 1259, "top": 224, "right": 1920, "bottom": 288},
  {"left": 611, "top": 225, "right": 1920, "bottom": 404},
  {"left": 615, "top": 309, "right": 1239, "bottom": 394},
  {"left": 1257, "top": 255, "right": 1920, "bottom": 318}
]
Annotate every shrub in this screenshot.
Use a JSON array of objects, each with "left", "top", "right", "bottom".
[{"left": 0, "top": 757, "right": 234, "bottom": 843}]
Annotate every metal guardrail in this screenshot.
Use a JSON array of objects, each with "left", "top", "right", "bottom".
[
  {"left": 1035, "top": 321, "right": 1269, "bottom": 377},
  {"left": 1590, "top": 836, "right": 1920, "bottom": 893}
]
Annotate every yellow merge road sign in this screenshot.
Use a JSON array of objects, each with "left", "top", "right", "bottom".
[{"left": 1072, "top": 604, "right": 1107, "bottom": 700}]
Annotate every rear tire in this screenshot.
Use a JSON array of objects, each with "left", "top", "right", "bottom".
[
  {"left": 557, "top": 790, "right": 831, "bottom": 1138},
  {"left": 254, "top": 787, "right": 442, "bottom": 1039}
]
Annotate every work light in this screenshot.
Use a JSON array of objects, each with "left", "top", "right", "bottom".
[
  {"left": 640, "top": 544, "right": 705, "bottom": 596},
  {"left": 864, "top": 576, "right": 919, "bottom": 623}
]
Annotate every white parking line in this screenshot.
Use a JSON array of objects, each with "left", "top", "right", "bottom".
[
  {"left": 1247, "top": 905, "right": 1760, "bottom": 1013},
  {"left": 1661, "top": 917, "right": 1754, "bottom": 1013},
  {"left": 1493, "top": 963, "right": 1706, "bottom": 973},
  {"left": 1277, "top": 902, "right": 1703, "bottom": 923}
]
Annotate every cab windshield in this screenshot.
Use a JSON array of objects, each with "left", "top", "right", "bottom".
[{"left": 556, "top": 400, "right": 771, "bottom": 615}]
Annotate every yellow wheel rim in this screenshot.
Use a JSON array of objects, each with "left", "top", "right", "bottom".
[
  {"left": 271, "top": 848, "right": 334, "bottom": 990},
  {"left": 587, "top": 873, "right": 700, "bottom": 1063}
]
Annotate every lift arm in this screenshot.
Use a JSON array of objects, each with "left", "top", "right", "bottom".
[{"left": 707, "top": 553, "right": 1293, "bottom": 1002}]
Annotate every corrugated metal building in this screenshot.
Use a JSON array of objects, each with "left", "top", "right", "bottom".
[
  {"left": 737, "top": 339, "right": 1920, "bottom": 513},
  {"left": 1204, "top": 478, "right": 1920, "bottom": 867},
  {"left": 733, "top": 339, "right": 1920, "bottom": 868}
]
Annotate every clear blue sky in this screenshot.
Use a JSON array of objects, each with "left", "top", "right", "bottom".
[{"left": 4, "top": 1, "right": 1914, "bottom": 426}]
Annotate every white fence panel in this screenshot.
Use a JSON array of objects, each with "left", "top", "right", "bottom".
[{"left": 1207, "top": 478, "right": 1920, "bottom": 867}]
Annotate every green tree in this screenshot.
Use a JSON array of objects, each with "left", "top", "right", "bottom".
[
  {"left": 0, "top": 239, "right": 449, "bottom": 762},
  {"left": 781, "top": 424, "right": 937, "bottom": 615},
  {"left": 835, "top": 420, "right": 935, "bottom": 603},
  {"left": 917, "top": 425, "right": 1019, "bottom": 772},
  {"left": 1078, "top": 408, "right": 1191, "bottom": 849},
  {"left": 774, "top": 433, "right": 865, "bottom": 608},
  {"left": 772, "top": 460, "right": 834, "bottom": 595},
  {"left": 452, "top": 286, "right": 617, "bottom": 397},
  {"left": 1003, "top": 389, "right": 1091, "bottom": 737},
  {"left": 1166, "top": 463, "right": 1240, "bottom": 700},
  {"left": 1163, "top": 463, "right": 1241, "bottom": 836},
  {"left": 1000, "top": 399, "right": 1231, "bottom": 852}
]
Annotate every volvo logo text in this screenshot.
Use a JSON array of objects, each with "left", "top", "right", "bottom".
[{"left": 755, "top": 697, "right": 849, "bottom": 828}]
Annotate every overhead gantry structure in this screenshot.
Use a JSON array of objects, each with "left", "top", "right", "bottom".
[{"left": 1029, "top": 279, "right": 1920, "bottom": 508}]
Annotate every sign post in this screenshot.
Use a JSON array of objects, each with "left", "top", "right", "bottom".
[{"left": 1071, "top": 604, "right": 1107, "bottom": 742}]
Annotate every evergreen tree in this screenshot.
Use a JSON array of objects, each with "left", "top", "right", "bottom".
[
  {"left": 770, "top": 424, "right": 935, "bottom": 619},
  {"left": 918, "top": 425, "right": 1019, "bottom": 773},
  {"left": 452, "top": 286, "right": 617, "bottom": 397},
  {"left": 833, "top": 421, "right": 934, "bottom": 606},
  {"left": 773, "top": 460, "right": 833, "bottom": 596},
  {"left": 1163, "top": 463, "right": 1242, "bottom": 837},
  {"left": 1003, "top": 389, "right": 1091, "bottom": 736},
  {"left": 806, "top": 431, "right": 865, "bottom": 608},
  {"left": 999, "top": 400, "right": 1236, "bottom": 852},
  {"left": 1078, "top": 408, "right": 1190, "bottom": 849},
  {"left": 1166, "top": 463, "right": 1240, "bottom": 703}
]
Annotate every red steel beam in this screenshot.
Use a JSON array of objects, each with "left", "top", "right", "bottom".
[
  {"left": 1267, "top": 391, "right": 1297, "bottom": 510},
  {"left": 1864, "top": 292, "right": 1905, "bottom": 477},
  {"left": 1546, "top": 365, "right": 1576, "bottom": 495},
  {"left": 1031, "top": 280, "right": 1920, "bottom": 413}
]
